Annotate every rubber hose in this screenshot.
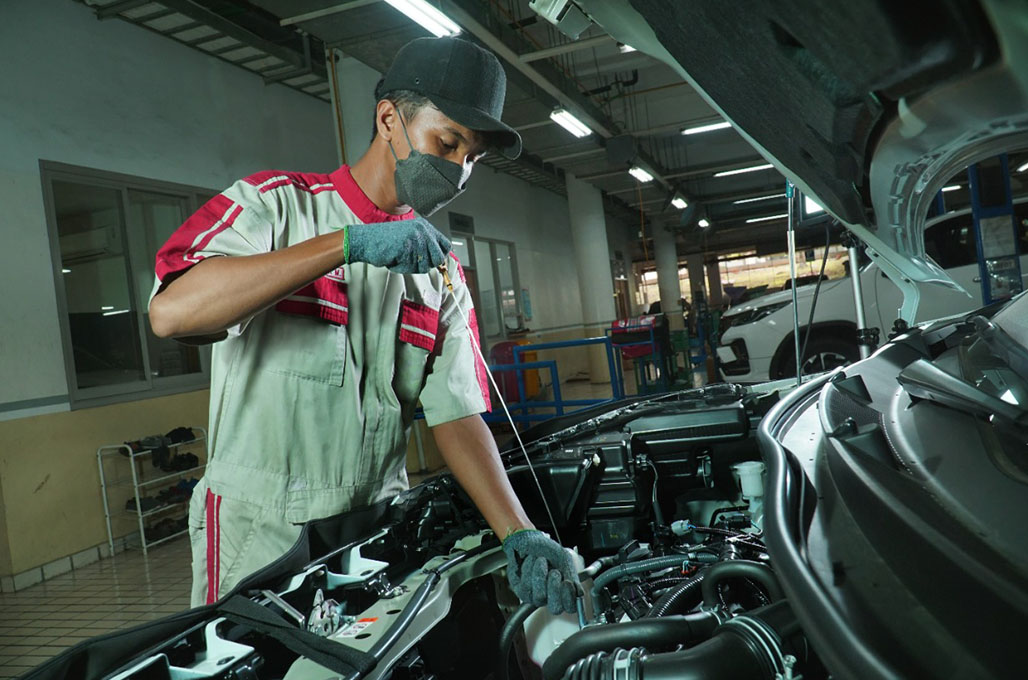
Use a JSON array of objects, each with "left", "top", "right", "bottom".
[
  {"left": 542, "top": 611, "right": 719, "bottom": 680},
  {"left": 590, "top": 555, "right": 690, "bottom": 598},
  {"left": 644, "top": 573, "right": 705, "bottom": 618},
  {"left": 497, "top": 603, "right": 539, "bottom": 680},
  {"left": 700, "top": 560, "right": 783, "bottom": 609},
  {"left": 562, "top": 634, "right": 767, "bottom": 680}
]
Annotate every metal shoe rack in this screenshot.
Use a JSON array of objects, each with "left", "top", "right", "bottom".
[{"left": 97, "top": 428, "right": 207, "bottom": 556}]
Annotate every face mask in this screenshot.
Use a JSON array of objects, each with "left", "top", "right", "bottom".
[{"left": 388, "top": 112, "right": 469, "bottom": 216}]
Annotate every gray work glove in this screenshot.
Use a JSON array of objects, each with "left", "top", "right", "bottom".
[
  {"left": 345, "top": 216, "right": 451, "bottom": 274},
  {"left": 502, "top": 529, "right": 583, "bottom": 615}
]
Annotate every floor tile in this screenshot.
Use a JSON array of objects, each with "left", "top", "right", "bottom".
[{"left": 0, "top": 535, "right": 191, "bottom": 675}]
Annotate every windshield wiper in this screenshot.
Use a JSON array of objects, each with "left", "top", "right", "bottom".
[{"left": 897, "top": 358, "right": 1028, "bottom": 428}]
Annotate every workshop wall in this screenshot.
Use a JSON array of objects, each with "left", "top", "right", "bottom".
[
  {"left": 0, "top": 391, "right": 210, "bottom": 580},
  {"left": 0, "top": 0, "right": 337, "bottom": 411}
]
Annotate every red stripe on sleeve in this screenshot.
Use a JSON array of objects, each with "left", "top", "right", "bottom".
[
  {"left": 467, "top": 309, "right": 492, "bottom": 412},
  {"left": 154, "top": 195, "right": 242, "bottom": 281}
]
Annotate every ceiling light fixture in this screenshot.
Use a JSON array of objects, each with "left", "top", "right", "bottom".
[
  {"left": 671, "top": 196, "right": 688, "bottom": 210},
  {"left": 942, "top": 184, "right": 961, "bottom": 192},
  {"left": 618, "top": 43, "right": 636, "bottom": 53},
  {"left": 101, "top": 306, "right": 114, "bottom": 311},
  {"left": 1017, "top": 161, "right": 1028, "bottom": 173},
  {"left": 629, "top": 166, "right": 655, "bottom": 183},
  {"left": 682, "top": 121, "right": 731, "bottom": 135},
  {"left": 715, "top": 163, "right": 774, "bottom": 178},
  {"left": 61, "top": 268, "right": 71, "bottom": 274},
  {"left": 698, "top": 218, "right": 710, "bottom": 228},
  {"left": 383, "top": 0, "right": 460, "bottom": 37},
  {"left": 103, "top": 309, "right": 131, "bottom": 317},
  {"left": 549, "top": 108, "right": 592, "bottom": 138},
  {"left": 733, "top": 193, "right": 786, "bottom": 205},
  {"left": 745, "top": 213, "right": 789, "bottom": 224}
]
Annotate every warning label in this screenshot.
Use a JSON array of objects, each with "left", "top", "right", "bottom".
[{"left": 340, "top": 617, "right": 379, "bottom": 638}]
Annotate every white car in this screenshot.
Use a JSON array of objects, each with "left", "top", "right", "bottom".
[{"left": 718, "top": 199, "right": 1028, "bottom": 381}]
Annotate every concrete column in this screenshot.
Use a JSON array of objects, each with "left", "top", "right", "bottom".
[
  {"left": 687, "top": 253, "right": 707, "bottom": 305},
  {"left": 623, "top": 250, "right": 639, "bottom": 317},
  {"left": 706, "top": 257, "right": 724, "bottom": 308},
  {"left": 652, "top": 225, "right": 685, "bottom": 331},
  {"left": 567, "top": 174, "right": 617, "bottom": 383}
]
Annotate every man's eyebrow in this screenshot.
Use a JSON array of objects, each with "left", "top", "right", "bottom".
[{"left": 444, "top": 125, "right": 487, "bottom": 155}]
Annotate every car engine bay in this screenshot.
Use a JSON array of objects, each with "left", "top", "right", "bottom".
[{"left": 45, "top": 308, "right": 1027, "bottom": 680}]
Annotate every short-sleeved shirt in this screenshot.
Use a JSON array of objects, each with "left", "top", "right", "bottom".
[{"left": 150, "top": 166, "right": 491, "bottom": 523}]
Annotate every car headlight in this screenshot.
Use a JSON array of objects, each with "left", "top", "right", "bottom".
[{"left": 722, "top": 301, "right": 791, "bottom": 331}]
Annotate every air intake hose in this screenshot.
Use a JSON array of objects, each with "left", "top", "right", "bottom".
[
  {"left": 542, "top": 611, "right": 720, "bottom": 680},
  {"left": 561, "top": 601, "right": 800, "bottom": 680}
]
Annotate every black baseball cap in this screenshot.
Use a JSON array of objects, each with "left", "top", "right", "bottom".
[{"left": 378, "top": 37, "right": 522, "bottom": 159}]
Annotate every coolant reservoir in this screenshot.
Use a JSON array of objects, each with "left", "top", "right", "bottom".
[
  {"left": 522, "top": 548, "right": 595, "bottom": 667},
  {"left": 732, "top": 461, "right": 766, "bottom": 530}
]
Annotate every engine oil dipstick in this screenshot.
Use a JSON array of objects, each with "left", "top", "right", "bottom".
[{"left": 438, "top": 261, "right": 563, "bottom": 545}]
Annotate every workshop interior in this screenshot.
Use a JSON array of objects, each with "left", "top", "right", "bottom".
[{"left": 1, "top": 0, "right": 1027, "bottom": 679}]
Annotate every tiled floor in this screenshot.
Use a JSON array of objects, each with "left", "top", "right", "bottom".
[{"left": 0, "top": 536, "right": 192, "bottom": 678}]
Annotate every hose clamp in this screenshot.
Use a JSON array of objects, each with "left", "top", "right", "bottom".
[{"left": 611, "top": 647, "right": 643, "bottom": 680}]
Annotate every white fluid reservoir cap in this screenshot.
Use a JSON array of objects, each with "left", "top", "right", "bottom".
[{"left": 733, "top": 461, "right": 766, "bottom": 498}]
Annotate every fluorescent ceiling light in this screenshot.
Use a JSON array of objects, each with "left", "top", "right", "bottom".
[
  {"left": 734, "top": 193, "right": 786, "bottom": 205},
  {"left": 942, "top": 184, "right": 961, "bottom": 192},
  {"left": 746, "top": 213, "right": 789, "bottom": 224},
  {"left": 101, "top": 305, "right": 114, "bottom": 311},
  {"left": 671, "top": 197, "right": 688, "bottom": 210},
  {"left": 549, "top": 108, "right": 592, "bottom": 138},
  {"left": 618, "top": 43, "right": 636, "bottom": 53},
  {"left": 103, "top": 309, "right": 130, "bottom": 316},
  {"left": 452, "top": 240, "right": 464, "bottom": 246},
  {"left": 383, "top": 0, "right": 460, "bottom": 37},
  {"left": 698, "top": 218, "right": 710, "bottom": 228},
  {"left": 61, "top": 268, "right": 71, "bottom": 274},
  {"left": 682, "top": 121, "right": 731, "bottom": 136},
  {"left": 804, "top": 196, "right": 824, "bottom": 214},
  {"left": 714, "top": 163, "right": 774, "bottom": 177},
  {"left": 629, "top": 166, "right": 654, "bottom": 183},
  {"left": 1018, "top": 161, "right": 1028, "bottom": 173}
]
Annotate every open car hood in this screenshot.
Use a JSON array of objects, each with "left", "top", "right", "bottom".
[{"left": 580, "top": 0, "right": 1028, "bottom": 320}]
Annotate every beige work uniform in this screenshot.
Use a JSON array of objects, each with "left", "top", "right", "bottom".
[{"left": 150, "top": 166, "right": 490, "bottom": 607}]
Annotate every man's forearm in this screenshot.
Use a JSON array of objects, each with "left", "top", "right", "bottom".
[
  {"left": 150, "top": 231, "right": 346, "bottom": 338},
  {"left": 431, "top": 415, "right": 534, "bottom": 540}
]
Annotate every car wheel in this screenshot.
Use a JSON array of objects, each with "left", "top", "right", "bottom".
[{"left": 781, "top": 334, "right": 859, "bottom": 377}]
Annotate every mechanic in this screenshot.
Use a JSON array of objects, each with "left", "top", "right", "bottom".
[{"left": 148, "top": 36, "right": 580, "bottom": 615}]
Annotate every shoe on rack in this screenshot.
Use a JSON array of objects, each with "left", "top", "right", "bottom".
[{"left": 165, "top": 426, "right": 195, "bottom": 444}]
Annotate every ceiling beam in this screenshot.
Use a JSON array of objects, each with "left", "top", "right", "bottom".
[{"left": 153, "top": 0, "right": 328, "bottom": 79}]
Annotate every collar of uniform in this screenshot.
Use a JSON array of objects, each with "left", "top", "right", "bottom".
[{"left": 330, "top": 165, "right": 414, "bottom": 224}]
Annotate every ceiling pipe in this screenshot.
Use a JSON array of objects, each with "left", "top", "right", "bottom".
[{"left": 519, "top": 34, "right": 614, "bottom": 62}]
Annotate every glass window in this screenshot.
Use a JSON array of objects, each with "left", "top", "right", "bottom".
[
  {"left": 54, "top": 181, "right": 146, "bottom": 389},
  {"left": 493, "top": 242, "right": 522, "bottom": 331},
  {"left": 126, "top": 190, "right": 202, "bottom": 379},
  {"left": 474, "top": 239, "right": 503, "bottom": 337},
  {"left": 44, "top": 163, "right": 215, "bottom": 406},
  {"left": 925, "top": 217, "right": 978, "bottom": 269}
]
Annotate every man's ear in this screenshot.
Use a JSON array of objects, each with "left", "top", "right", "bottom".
[{"left": 376, "top": 100, "right": 398, "bottom": 142}]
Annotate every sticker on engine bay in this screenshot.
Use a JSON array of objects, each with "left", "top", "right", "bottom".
[{"left": 340, "top": 617, "right": 379, "bottom": 638}]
